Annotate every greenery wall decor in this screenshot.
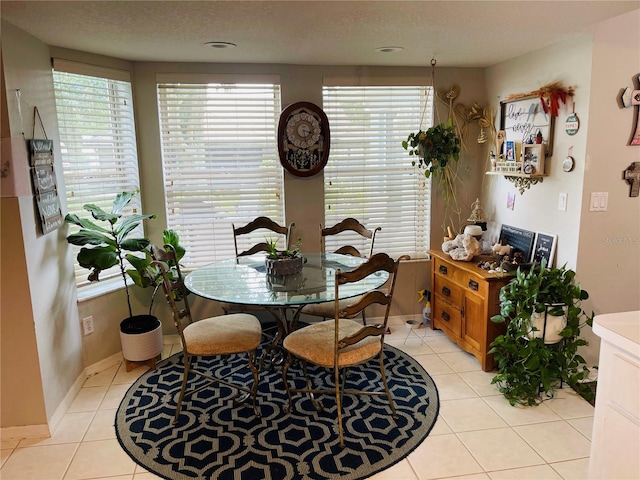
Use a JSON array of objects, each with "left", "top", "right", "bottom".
[{"left": 489, "top": 261, "right": 595, "bottom": 406}]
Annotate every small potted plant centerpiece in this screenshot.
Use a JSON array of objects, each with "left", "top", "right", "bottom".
[
  {"left": 65, "top": 190, "right": 167, "bottom": 369},
  {"left": 264, "top": 237, "right": 303, "bottom": 276},
  {"left": 489, "top": 261, "right": 595, "bottom": 406}
]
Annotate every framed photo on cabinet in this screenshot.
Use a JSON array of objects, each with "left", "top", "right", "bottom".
[{"left": 531, "top": 232, "right": 557, "bottom": 266}]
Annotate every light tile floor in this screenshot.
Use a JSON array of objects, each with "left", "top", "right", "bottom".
[{"left": 1, "top": 317, "right": 595, "bottom": 480}]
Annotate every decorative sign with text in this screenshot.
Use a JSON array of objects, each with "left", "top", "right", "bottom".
[
  {"left": 500, "top": 96, "right": 555, "bottom": 157},
  {"left": 531, "top": 232, "right": 558, "bottom": 267},
  {"left": 29, "top": 139, "right": 63, "bottom": 234}
]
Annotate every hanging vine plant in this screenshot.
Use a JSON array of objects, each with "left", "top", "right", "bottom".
[{"left": 403, "top": 120, "right": 461, "bottom": 178}]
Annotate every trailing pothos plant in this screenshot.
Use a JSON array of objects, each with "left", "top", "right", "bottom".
[
  {"left": 403, "top": 119, "right": 463, "bottom": 233},
  {"left": 488, "top": 261, "right": 595, "bottom": 406}
]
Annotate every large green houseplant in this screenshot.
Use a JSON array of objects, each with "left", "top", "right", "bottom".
[
  {"left": 65, "top": 191, "right": 184, "bottom": 367},
  {"left": 65, "top": 190, "right": 156, "bottom": 319},
  {"left": 489, "top": 261, "right": 595, "bottom": 406}
]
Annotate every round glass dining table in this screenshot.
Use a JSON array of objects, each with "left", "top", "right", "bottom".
[
  {"left": 184, "top": 252, "right": 389, "bottom": 308},
  {"left": 185, "top": 253, "right": 389, "bottom": 356}
]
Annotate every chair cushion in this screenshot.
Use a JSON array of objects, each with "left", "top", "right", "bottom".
[
  {"left": 300, "top": 296, "right": 363, "bottom": 318},
  {"left": 283, "top": 319, "right": 381, "bottom": 368},
  {"left": 183, "top": 313, "right": 261, "bottom": 356}
]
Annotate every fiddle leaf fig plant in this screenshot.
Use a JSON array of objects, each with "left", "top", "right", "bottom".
[
  {"left": 65, "top": 190, "right": 156, "bottom": 318},
  {"left": 488, "top": 261, "right": 595, "bottom": 406}
]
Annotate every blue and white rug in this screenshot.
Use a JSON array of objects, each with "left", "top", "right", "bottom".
[{"left": 115, "top": 344, "right": 439, "bottom": 480}]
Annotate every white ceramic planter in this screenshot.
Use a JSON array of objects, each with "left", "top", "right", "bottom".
[
  {"left": 120, "top": 315, "right": 163, "bottom": 362},
  {"left": 527, "top": 309, "right": 567, "bottom": 344}
]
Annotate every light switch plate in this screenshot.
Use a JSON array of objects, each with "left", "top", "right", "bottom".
[
  {"left": 558, "top": 192, "right": 567, "bottom": 211},
  {"left": 590, "top": 192, "right": 608, "bottom": 212}
]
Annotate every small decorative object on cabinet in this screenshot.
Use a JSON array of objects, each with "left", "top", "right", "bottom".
[{"left": 428, "top": 249, "right": 513, "bottom": 371}]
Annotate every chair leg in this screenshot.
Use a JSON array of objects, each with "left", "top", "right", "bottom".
[
  {"left": 282, "top": 352, "right": 293, "bottom": 413},
  {"left": 302, "top": 360, "right": 323, "bottom": 412},
  {"left": 361, "top": 309, "right": 367, "bottom": 326},
  {"left": 248, "top": 350, "right": 261, "bottom": 417},
  {"left": 335, "top": 365, "right": 345, "bottom": 448},
  {"left": 379, "top": 352, "right": 397, "bottom": 419},
  {"left": 174, "top": 353, "right": 192, "bottom": 424}
]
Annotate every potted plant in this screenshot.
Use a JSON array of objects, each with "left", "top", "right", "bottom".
[
  {"left": 488, "top": 261, "right": 595, "bottom": 406},
  {"left": 403, "top": 120, "right": 461, "bottom": 178},
  {"left": 403, "top": 120, "right": 462, "bottom": 232},
  {"left": 264, "top": 237, "right": 303, "bottom": 276},
  {"left": 64, "top": 190, "right": 164, "bottom": 368}
]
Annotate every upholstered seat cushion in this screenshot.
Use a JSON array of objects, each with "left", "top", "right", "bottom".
[
  {"left": 283, "top": 319, "right": 381, "bottom": 368},
  {"left": 183, "top": 313, "right": 262, "bottom": 356},
  {"left": 300, "top": 297, "right": 363, "bottom": 318}
]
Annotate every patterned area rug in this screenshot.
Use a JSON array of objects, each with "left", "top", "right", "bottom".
[{"left": 115, "top": 344, "right": 439, "bottom": 480}]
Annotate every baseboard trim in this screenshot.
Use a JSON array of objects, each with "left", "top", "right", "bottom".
[
  {"left": 84, "top": 351, "right": 123, "bottom": 377},
  {"left": 0, "top": 424, "right": 51, "bottom": 441}
]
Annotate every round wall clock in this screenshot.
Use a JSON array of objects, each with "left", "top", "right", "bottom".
[{"left": 277, "top": 102, "right": 330, "bottom": 177}]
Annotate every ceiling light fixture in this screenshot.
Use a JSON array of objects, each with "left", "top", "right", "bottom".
[
  {"left": 205, "top": 41, "right": 237, "bottom": 49},
  {"left": 375, "top": 46, "right": 404, "bottom": 53}
]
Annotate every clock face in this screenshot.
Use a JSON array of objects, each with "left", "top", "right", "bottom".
[{"left": 277, "top": 102, "right": 330, "bottom": 177}]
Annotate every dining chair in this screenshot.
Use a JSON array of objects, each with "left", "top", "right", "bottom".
[
  {"left": 300, "top": 218, "right": 381, "bottom": 325},
  {"left": 151, "top": 244, "right": 263, "bottom": 422},
  {"left": 282, "top": 252, "right": 409, "bottom": 447},
  {"left": 221, "top": 216, "right": 296, "bottom": 316},
  {"left": 320, "top": 217, "right": 380, "bottom": 258}
]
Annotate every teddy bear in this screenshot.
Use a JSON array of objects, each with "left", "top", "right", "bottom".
[{"left": 442, "top": 233, "right": 482, "bottom": 261}]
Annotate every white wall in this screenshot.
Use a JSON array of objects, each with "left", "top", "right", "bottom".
[
  {"left": 577, "top": 10, "right": 640, "bottom": 365},
  {"left": 484, "top": 9, "right": 640, "bottom": 367},
  {"left": 1, "top": 21, "right": 84, "bottom": 430},
  {"left": 484, "top": 35, "right": 593, "bottom": 269}
]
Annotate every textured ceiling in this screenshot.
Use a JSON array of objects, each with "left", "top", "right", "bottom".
[{"left": 2, "top": 1, "right": 638, "bottom": 67}]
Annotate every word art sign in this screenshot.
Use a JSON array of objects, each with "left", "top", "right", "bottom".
[
  {"left": 500, "top": 96, "right": 555, "bottom": 157},
  {"left": 29, "top": 139, "right": 63, "bottom": 234}
]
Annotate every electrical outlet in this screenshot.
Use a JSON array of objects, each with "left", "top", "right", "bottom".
[{"left": 82, "top": 316, "right": 94, "bottom": 335}]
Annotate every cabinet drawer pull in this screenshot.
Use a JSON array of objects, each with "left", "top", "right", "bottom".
[
  {"left": 441, "top": 286, "right": 451, "bottom": 297},
  {"left": 439, "top": 265, "right": 448, "bottom": 275},
  {"left": 468, "top": 279, "right": 479, "bottom": 291},
  {"left": 441, "top": 311, "right": 450, "bottom": 322}
]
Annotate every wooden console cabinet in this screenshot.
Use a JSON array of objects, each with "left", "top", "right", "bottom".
[{"left": 428, "top": 249, "right": 513, "bottom": 371}]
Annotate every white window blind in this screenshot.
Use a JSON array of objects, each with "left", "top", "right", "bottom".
[
  {"left": 53, "top": 65, "right": 142, "bottom": 286},
  {"left": 157, "top": 82, "right": 284, "bottom": 269},
  {"left": 322, "top": 85, "right": 433, "bottom": 259}
]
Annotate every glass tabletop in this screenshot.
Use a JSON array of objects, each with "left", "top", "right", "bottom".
[{"left": 184, "top": 252, "right": 389, "bottom": 307}]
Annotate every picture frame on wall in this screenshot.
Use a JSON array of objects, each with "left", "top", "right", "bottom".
[
  {"left": 505, "top": 141, "right": 516, "bottom": 161},
  {"left": 500, "top": 95, "right": 555, "bottom": 157},
  {"left": 531, "top": 231, "right": 557, "bottom": 267},
  {"left": 522, "top": 144, "right": 545, "bottom": 175}
]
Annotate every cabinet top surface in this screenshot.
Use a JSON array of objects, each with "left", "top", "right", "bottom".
[
  {"left": 593, "top": 311, "right": 640, "bottom": 356},
  {"left": 428, "top": 249, "right": 516, "bottom": 282}
]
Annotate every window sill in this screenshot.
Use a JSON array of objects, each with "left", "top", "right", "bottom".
[{"left": 76, "top": 276, "right": 133, "bottom": 303}]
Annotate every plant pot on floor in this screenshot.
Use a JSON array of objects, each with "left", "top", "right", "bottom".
[
  {"left": 120, "top": 314, "right": 163, "bottom": 371},
  {"left": 526, "top": 309, "right": 567, "bottom": 344}
]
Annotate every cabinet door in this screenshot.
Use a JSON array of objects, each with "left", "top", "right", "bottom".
[{"left": 462, "top": 290, "right": 484, "bottom": 352}]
